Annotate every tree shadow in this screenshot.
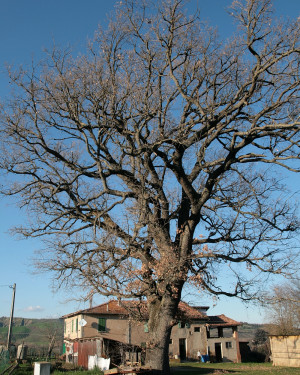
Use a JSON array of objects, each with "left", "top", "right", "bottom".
[{"left": 171, "top": 365, "right": 237, "bottom": 374}]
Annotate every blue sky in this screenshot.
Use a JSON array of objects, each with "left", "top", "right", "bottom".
[{"left": 0, "top": 0, "right": 299, "bottom": 323}]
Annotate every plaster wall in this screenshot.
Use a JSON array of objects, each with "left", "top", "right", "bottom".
[
  {"left": 64, "top": 315, "right": 84, "bottom": 340},
  {"left": 64, "top": 314, "right": 148, "bottom": 346},
  {"left": 270, "top": 335, "right": 300, "bottom": 367},
  {"left": 170, "top": 322, "right": 207, "bottom": 359},
  {"left": 207, "top": 337, "right": 238, "bottom": 362}
]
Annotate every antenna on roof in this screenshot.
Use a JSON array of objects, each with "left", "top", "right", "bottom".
[{"left": 87, "top": 289, "right": 94, "bottom": 309}]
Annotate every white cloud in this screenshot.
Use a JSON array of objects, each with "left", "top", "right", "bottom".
[{"left": 24, "top": 305, "right": 44, "bottom": 312}]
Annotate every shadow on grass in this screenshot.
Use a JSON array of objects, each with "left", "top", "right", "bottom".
[{"left": 171, "top": 365, "right": 237, "bottom": 374}]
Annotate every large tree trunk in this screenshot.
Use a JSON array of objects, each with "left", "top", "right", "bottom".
[{"left": 145, "top": 296, "right": 179, "bottom": 374}]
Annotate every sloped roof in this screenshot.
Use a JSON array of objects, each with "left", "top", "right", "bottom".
[
  {"left": 207, "top": 314, "right": 241, "bottom": 327},
  {"left": 62, "top": 300, "right": 141, "bottom": 319},
  {"left": 177, "top": 301, "right": 207, "bottom": 320},
  {"left": 62, "top": 300, "right": 207, "bottom": 320}
]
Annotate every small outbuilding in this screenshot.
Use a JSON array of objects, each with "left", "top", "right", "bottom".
[{"left": 269, "top": 335, "right": 300, "bottom": 367}]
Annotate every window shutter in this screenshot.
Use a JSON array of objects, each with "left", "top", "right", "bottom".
[
  {"left": 98, "top": 317, "right": 106, "bottom": 332},
  {"left": 144, "top": 323, "right": 149, "bottom": 333}
]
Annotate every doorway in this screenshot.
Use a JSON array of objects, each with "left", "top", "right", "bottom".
[
  {"left": 215, "top": 343, "right": 222, "bottom": 362},
  {"left": 179, "top": 338, "right": 186, "bottom": 360}
]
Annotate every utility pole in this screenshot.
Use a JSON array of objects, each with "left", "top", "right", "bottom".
[{"left": 7, "top": 283, "right": 16, "bottom": 351}]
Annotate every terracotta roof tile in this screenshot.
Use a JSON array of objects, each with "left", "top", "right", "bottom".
[
  {"left": 62, "top": 300, "right": 207, "bottom": 320},
  {"left": 61, "top": 300, "right": 141, "bottom": 318},
  {"left": 177, "top": 302, "right": 207, "bottom": 320},
  {"left": 207, "top": 314, "right": 241, "bottom": 327}
]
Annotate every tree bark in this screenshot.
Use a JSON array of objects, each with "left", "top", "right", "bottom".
[{"left": 145, "top": 296, "right": 179, "bottom": 374}]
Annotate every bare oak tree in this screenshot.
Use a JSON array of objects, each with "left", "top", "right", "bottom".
[
  {"left": 0, "top": 0, "right": 299, "bottom": 372},
  {"left": 265, "top": 280, "right": 300, "bottom": 335}
]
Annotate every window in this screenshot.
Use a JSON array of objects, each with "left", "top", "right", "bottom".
[
  {"left": 194, "top": 327, "right": 200, "bottom": 332},
  {"left": 226, "top": 341, "right": 232, "bottom": 349},
  {"left": 144, "top": 323, "right": 149, "bottom": 333},
  {"left": 64, "top": 321, "right": 66, "bottom": 333},
  {"left": 98, "top": 317, "right": 106, "bottom": 332},
  {"left": 207, "top": 328, "right": 210, "bottom": 338},
  {"left": 169, "top": 339, "right": 173, "bottom": 345},
  {"left": 76, "top": 318, "right": 78, "bottom": 332},
  {"left": 72, "top": 320, "right": 74, "bottom": 332},
  {"left": 178, "top": 321, "right": 190, "bottom": 328}
]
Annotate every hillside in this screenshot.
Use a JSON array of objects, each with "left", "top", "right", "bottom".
[
  {"left": 238, "top": 322, "right": 267, "bottom": 341},
  {"left": 0, "top": 317, "right": 63, "bottom": 348}
]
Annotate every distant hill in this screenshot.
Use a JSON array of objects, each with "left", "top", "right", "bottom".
[
  {"left": 238, "top": 322, "right": 267, "bottom": 341},
  {"left": 0, "top": 317, "right": 63, "bottom": 348}
]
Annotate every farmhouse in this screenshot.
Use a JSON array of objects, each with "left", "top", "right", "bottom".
[{"left": 62, "top": 300, "right": 241, "bottom": 368}]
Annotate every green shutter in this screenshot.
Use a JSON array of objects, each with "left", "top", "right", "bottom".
[
  {"left": 178, "top": 321, "right": 182, "bottom": 328},
  {"left": 76, "top": 318, "right": 78, "bottom": 332},
  {"left": 72, "top": 320, "right": 74, "bottom": 332},
  {"left": 144, "top": 323, "right": 149, "bottom": 333},
  {"left": 98, "top": 318, "right": 106, "bottom": 332},
  {"left": 185, "top": 322, "right": 190, "bottom": 328}
]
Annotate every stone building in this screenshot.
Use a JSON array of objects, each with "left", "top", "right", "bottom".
[{"left": 62, "top": 300, "right": 241, "bottom": 368}]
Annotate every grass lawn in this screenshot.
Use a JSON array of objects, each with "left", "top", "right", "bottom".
[
  {"left": 10, "top": 362, "right": 300, "bottom": 375},
  {"left": 170, "top": 362, "right": 300, "bottom": 374},
  {"left": 12, "top": 365, "right": 101, "bottom": 375}
]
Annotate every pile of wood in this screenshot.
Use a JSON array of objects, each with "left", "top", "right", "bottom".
[{"left": 104, "top": 366, "right": 152, "bottom": 374}]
